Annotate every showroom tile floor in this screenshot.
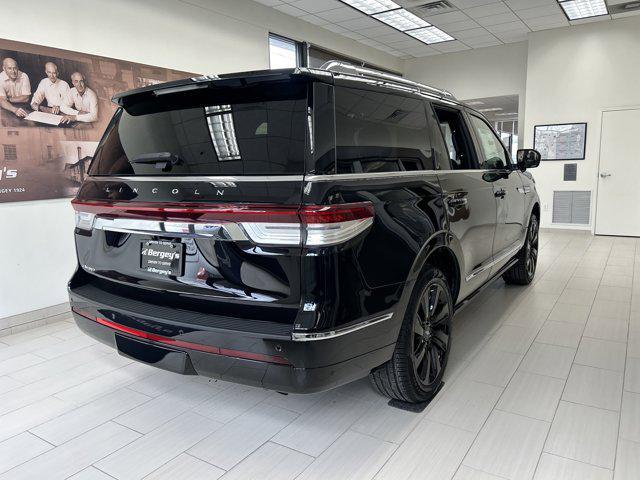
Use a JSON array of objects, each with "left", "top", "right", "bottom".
[{"left": 1, "top": 230, "right": 639, "bottom": 479}]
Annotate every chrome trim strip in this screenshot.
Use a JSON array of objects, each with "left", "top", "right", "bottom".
[
  {"left": 87, "top": 170, "right": 490, "bottom": 184},
  {"left": 93, "top": 217, "right": 248, "bottom": 241},
  {"left": 99, "top": 175, "right": 305, "bottom": 183},
  {"left": 305, "top": 171, "right": 441, "bottom": 182},
  {"left": 87, "top": 169, "right": 491, "bottom": 182},
  {"left": 291, "top": 313, "right": 394, "bottom": 342},
  {"left": 465, "top": 242, "right": 523, "bottom": 282}
]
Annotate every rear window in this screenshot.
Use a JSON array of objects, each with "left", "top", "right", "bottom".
[{"left": 89, "top": 81, "right": 308, "bottom": 176}]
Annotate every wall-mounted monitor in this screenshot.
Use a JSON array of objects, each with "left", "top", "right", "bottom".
[{"left": 534, "top": 123, "right": 587, "bottom": 161}]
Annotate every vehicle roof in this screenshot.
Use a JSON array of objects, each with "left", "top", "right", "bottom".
[{"left": 112, "top": 66, "right": 481, "bottom": 116}]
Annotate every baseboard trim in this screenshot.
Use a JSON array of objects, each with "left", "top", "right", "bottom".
[
  {"left": 540, "top": 228, "right": 592, "bottom": 235},
  {"left": 0, "top": 303, "right": 71, "bottom": 337}
]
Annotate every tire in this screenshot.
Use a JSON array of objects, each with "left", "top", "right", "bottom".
[
  {"left": 503, "top": 213, "right": 539, "bottom": 285},
  {"left": 369, "top": 266, "right": 453, "bottom": 403}
]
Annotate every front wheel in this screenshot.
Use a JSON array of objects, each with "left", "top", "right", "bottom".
[
  {"left": 503, "top": 213, "right": 539, "bottom": 285},
  {"left": 369, "top": 266, "right": 453, "bottom": 403}
]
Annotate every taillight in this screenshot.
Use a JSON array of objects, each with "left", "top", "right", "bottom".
[
  {"left": 241, "top": 203, "right": 375, "bottom": 246},
  {"left": 74, "top": 211, "right": 96, "bottom": 230},
  {"left": 71, "top": 199, "right": 375, "bottom": 247}
]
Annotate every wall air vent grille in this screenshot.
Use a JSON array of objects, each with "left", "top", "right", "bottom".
[
  {"left": 411, "top": 1, "right": 458, "bottom": 17},
  {"left": 552, "top": 191, "right": 591, "bottom": 225},
  {"left": 609, "top": 1, "right": 640, "bottom": 15}
]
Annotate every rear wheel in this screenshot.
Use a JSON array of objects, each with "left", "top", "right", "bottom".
[
  {"left": 370, "top": 266, "right": 453, "bottom": 403},
  {"left": 503, "top": 213, "right": 539, "bottom": 285}
]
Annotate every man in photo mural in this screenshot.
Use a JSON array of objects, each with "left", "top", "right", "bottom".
[
  {"left": 31, "top": 61, "right": 70, "bottom": 114},
  {"left": 0, "top": 57, "right": 31, "bottom": 118},
  {"left": 60, "top": 71, "right": 98, "bottom": 124}
]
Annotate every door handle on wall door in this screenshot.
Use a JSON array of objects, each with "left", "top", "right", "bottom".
[{"left": 600, "top": 172, "right": 611, "bottom": 178}]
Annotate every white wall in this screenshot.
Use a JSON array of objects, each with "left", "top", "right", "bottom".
[
  {"left": 404, "top": 42, "right": 529, "bottom": 140},
  {"left": 405, "top": 16, "right": 640, "bottom": 231},
  {"left": 0, "top": 0, "right": 402, "bottom": 319},
  {"left": 523, "top": 15, "right": 640, "bottom": 229}
]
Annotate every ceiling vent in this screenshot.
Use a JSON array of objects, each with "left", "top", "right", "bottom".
[
  {"left": 609, "top": 1, "right": 640, "bottom": 14},
  {"left": 410, "top": 1, "right": 458, "bottom": 18}
]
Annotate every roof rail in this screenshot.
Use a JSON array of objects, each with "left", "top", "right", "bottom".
[{"left": 320, "top": 60, "right": 456, "bottom": 101}]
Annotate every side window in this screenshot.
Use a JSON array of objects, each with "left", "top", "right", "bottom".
[
  {"left": 432, "top": 105, "right": 477, "bottom": 170},
  {"left": 334, "top": 86, "right": 435, "bottom": 174},
  {"left": 425, "top": 103, "right": 451, "bottom": 170},
  {"left": 469, "top": 114, "right": 510, "bottom": 169}
]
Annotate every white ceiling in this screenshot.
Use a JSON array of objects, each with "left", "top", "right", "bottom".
[{"left": 254, "top": 0, "right": 639, "bottom": 58}]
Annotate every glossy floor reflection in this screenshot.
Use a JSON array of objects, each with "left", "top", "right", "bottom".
[{"left": 0, "top": 230, "right": 638, "bottom": 479}]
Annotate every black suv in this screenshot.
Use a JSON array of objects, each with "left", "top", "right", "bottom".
[{"left": 69, "top": 62, "right": 541, "bottom": 404}]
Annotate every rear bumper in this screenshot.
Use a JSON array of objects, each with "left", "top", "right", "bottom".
[{"left": 69, "top": 279, "right": 398, "bottom": 394}]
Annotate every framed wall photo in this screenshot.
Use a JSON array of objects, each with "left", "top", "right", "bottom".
[
  {"left": 0, "top": 37, "right": 197, "bottom": 203},
  {"left": 534, "top": 123, "right": 587, "bottom": 161}
]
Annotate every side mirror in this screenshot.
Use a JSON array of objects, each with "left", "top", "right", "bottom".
[{"left": 517, "top": 149, "right": 541, "bottom": 171}]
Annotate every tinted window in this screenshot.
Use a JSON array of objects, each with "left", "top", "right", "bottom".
[
  {"left": 89, "top": 81, "right": 308, "bottom": 176},
  {"left": 334, "top": 87, "right": 434, "bottom": 174},
  {"left": 433, "top": 106, "right": 477, "bottom": 170},
  {"left": 469, "top": 114, "right": 510, "bottom": 169}
]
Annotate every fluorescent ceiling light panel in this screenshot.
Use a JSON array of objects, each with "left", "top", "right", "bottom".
[
  {"left": 341, "top": 0, "right": 400, "bottom": 14},
  {"left": 559, "top": 0, "right": 608, "bottom": 20},
  {"left": 373, "top": 9, "right": 430, "bottom": 30},
  {"left": 478, "top": 107, "right": 503, "bottom": 112},
  {"left": 407, "top": 26, "right": 454, "bottom": 44}
]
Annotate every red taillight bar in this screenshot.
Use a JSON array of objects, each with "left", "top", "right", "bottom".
[
  {"left": 71, "top": 199, "right": 374, "bottom": 224},
  {"left": 72, "top": 307, "right": 290, "bottom": 365}
]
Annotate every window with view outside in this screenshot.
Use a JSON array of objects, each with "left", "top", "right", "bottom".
[
  {"left": 470, "top": 115, "right": 509, "bottom": 169},
  {"left": 269, "top": 34, "right": 299, "bottom": 69}
]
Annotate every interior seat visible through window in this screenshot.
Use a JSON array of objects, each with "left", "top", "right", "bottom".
[
  {"left": 432, "top": 105, "right": 477, "bottom": 170},
  {"left": 334, "top": 86, "right": 436, "bottom": 174}
]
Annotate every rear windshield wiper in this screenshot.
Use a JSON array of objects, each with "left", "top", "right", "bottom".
[{"left": 130, "top": 152, "right": 182, "bottom": 172}]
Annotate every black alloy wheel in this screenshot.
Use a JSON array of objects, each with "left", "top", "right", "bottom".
[
  {"left": 525, "top": 214, "right": 539, "bottom": 280},
  {"left": 503, "top": 213, "right": 539, "bottom": 285},
  {"left": 412, "top": 282, "right": 451, "bottom": 388},
  {"left": 369, "top": 266, "right": 453, "bottom": 403}
]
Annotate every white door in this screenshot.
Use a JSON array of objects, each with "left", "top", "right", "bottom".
[{"left": 595, "top": 108, "right": 640, "bottom": 236}]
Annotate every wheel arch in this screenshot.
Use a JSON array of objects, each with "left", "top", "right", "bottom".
[
  {"left": 531, "top": 201, "right": 540, "bottom": 222},
  {"left": 404, "top": 230, "right": 462, "bottom": 307},
  {"left": 423, "top": 245, "right": 461, "bottom": 305}
]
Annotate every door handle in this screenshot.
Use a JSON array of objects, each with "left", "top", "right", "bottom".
[
  {"left": 445, "top": 193, "right": 468, "bottom": 209},
  {"left": 600, "top": 172, "right": 611, "bottom": 178},
  {"left": 494, "top": 188, "right": 507, "bottom": 199}
]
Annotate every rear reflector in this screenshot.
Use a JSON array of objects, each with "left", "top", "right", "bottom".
[
  {"left": 71, "top": 199, "right": 374, "bottom": 246},
  {"left": 72, "top": 307, "right": 290, "bottom": 365}
]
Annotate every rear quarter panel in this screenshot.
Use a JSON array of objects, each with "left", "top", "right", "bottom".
[{"left": 300, "top": 173, "right": 447, "bottom": 337}]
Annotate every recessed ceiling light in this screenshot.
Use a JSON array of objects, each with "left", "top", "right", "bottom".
[
  {"left": 372, "top": 9, "right": 430, "bottom": 31},
  {"left": 478, "top": 107, "right": 503, "bottom": 112},
  {"left": 338, "top": 1, "right": 456, "bottom": 47},
  {"left": 558, "top": 0, "right": 608, "bottom": 20},
  {"left": 341, "top": 0, "right": 401, "bottom": 15},
  {"left": 406, "top": 26, "right": 454, "bottom": 44}
]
